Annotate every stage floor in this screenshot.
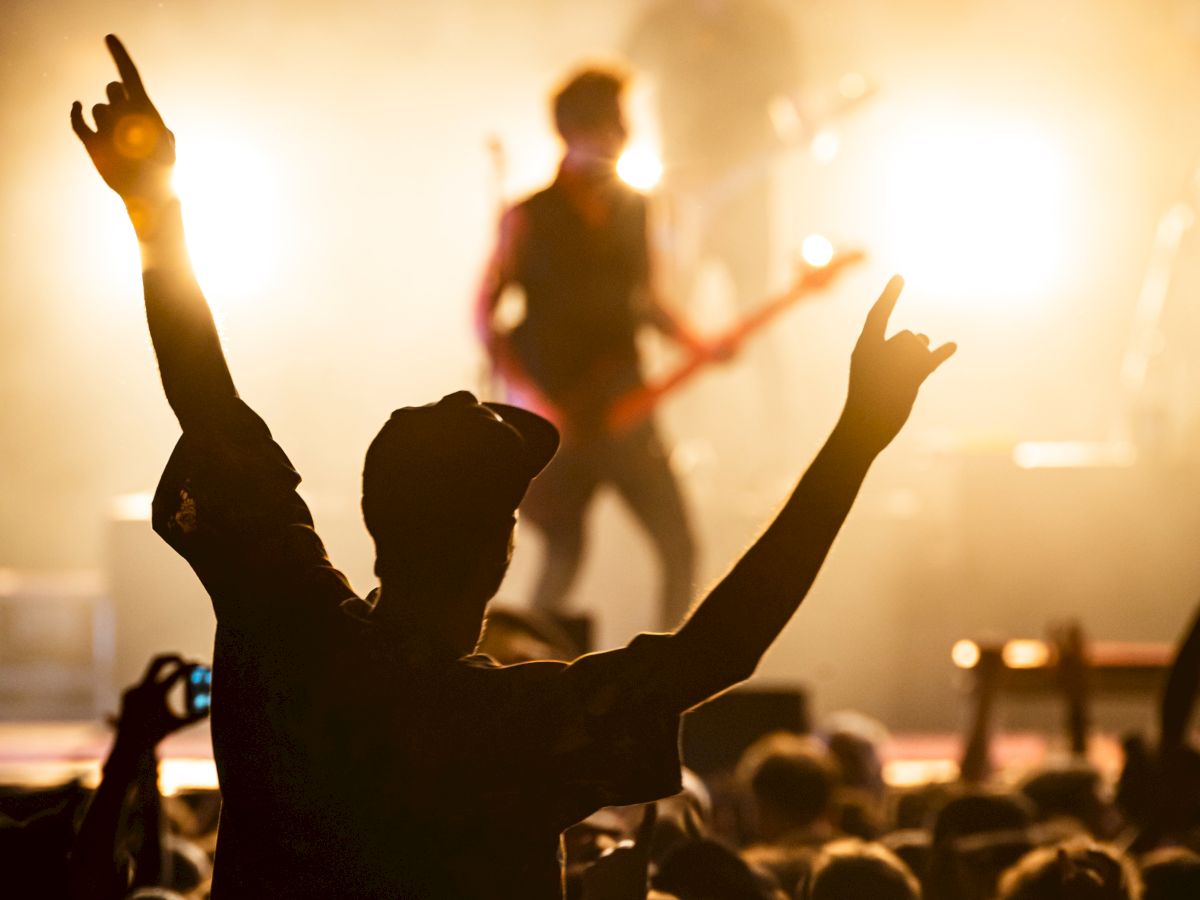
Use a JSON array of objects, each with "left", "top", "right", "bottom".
[{"left": 0, "top": 721, "right": 1128, "bottom": 794}]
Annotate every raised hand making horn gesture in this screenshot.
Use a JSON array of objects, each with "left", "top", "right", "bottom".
[
  {"left": 843, "top": 275, "right": 957, "bottom": 452},
  {"left": 71, "top": 35, "right": 175, "bottom": 234}
]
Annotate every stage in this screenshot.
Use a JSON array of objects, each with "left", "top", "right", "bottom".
[{"left": 0, "top": 721, "right": 1129, "bottom": 796}]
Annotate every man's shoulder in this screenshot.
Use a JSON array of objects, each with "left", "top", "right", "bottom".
[
  {"left": 509, "top": 184, "right": 560, "bottom": 219},
  {"left": 461, "top": 633, "right": 674, "bottom": 680},
  {"left": 460, "top": 655, "right": 568, "bottom": 681}
]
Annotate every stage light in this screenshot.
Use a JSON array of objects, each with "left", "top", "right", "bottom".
[
  {"left": 171, "top": 130, "right": 284, "bottom": 314},
  {"left": 884, "top": 758, "right": 959, "bottom": 787},
  {"left": 879, "top": 112, "right": 1072, "bottom": 308},
  {"left": 951, "top": 639, "right": 981, "bottom": 669},
  {"left": 160, "top": 758, "right": 220, "bottom": 796},
  {"left": 617, "top": 144, "right": 663, "bottom": 191},
  {"left": 1012, "top": 441, "right": 1137, "bottom": 469},
  {"left": 810, "top": 129, "right": 840, "bottom": 165},
  {"left": 1002, "top": 639, "right": 1052, "bottom": 669},
  {"left": 109, "top": 492, "right": 153, "bottom": 522},
  {"left": 801, "top": 234, "right": 835, "bottom": 268}
]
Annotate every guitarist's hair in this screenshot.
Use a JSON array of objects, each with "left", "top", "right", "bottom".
[{"left": 552, "top": 65, "right": 629, "bottom": 140}]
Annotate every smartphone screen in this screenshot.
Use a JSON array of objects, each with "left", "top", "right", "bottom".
[{"left": 185, "top": 664, "right": 213, "bottom": 717}]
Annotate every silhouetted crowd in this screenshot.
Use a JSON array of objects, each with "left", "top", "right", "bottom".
[{"left": 7, "top": 607, "right": 1200, "bottom": 899}]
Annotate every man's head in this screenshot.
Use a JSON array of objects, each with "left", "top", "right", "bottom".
[
  {"left": 736, "top": 732, "right": 841, "bottom": 842},
  {"left": 803, "top": 839, "right": 921, "bottom": 900},
  {"left": 552, "top": 66, "right": 629, "bottom": 164},
  {"left": 361, "top": 391, "right": 558, "bottom": 637},
  {"left": 996, "top": 839, "right": 1141, "bottom": 900}
]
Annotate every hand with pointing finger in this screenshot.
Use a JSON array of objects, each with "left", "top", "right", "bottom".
[
  {"left": 841, "top": 275, "right": 956, "bottom": 452},
  {"left": 71, "top": 35, "right": 175, "bottom": 211}
]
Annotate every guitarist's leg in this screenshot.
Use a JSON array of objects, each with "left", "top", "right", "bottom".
[
  {"left": 521, "top": 441, "right": 600, "bottom": 613},
  {"left": 606, "top": 423, "right": 697, "bottom": 631}
]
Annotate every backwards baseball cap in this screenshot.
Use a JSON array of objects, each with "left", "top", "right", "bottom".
[{"left": 361, "top": 391, "right": 559, "bottom": 542}]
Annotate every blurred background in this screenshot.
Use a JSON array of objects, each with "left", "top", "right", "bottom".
[{"left": 4, "top": 0, "right": 1200, "bottom": 767}]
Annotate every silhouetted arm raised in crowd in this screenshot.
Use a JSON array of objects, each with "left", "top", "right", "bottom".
[
  {"left": 68, "top": 655, "right": 207, "bottom": 900},
  {"left": 1161, "top": 600, "right": 1200, "bottom": 753},
  {"left": 72, "top": 35, "right": 236, "bottom": 432},
  {"left": 670, "top": 277, "right": 955, "bottom": 706},
  {"left": 959, "top": 645, "right": 1002, "bottom": 784}
]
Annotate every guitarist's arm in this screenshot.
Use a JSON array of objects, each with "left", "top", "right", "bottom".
[{"left": 476, "top": 206, "right": 559, "bottom": 419}]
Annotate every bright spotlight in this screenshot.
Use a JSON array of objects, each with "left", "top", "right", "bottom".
[
  {"left": 810, "top": 129, "right": 840, "bottom": 165},
  {"left": 879, "top": 113, "right": 1071, "bottom": 308},
  {"left": 160, "top": 758, "right": 219, "bottom": 796},
  {"left": 801, "top": 234, "right": 835, "bottom": 268},
  {"left": 171, "top": 131, "right": 283, "bottom": 313},
  {"left": 951, "top": 639, "right": 981, "bottom": 669},
  {"left": 617, "top": 145, "right": 663, "bottom": 191},
  {"left": 1002, "top": 639, "right": 1052, "bottom": 669}
]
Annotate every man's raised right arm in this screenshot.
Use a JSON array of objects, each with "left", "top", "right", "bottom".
[
  {"left": 666, "top": 277, "right": 956, "bottom": 707},
  {"left": 72, "top": 35, "right": 236, "bottom": 432}
]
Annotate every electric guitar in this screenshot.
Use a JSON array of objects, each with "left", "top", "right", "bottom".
[{"left": 604, "top": 249, "right": 864, "bottom": 434}]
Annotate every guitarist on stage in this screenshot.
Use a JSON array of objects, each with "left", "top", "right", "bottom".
[{"left": 476, "top": 66, "right": 718, "bottom": 630}]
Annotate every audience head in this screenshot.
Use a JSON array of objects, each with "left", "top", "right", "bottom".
[
  {"left": 653, "top": 837, "right": 779, "bottom": 900},
  {"left": 552, "top": 66, "right": 629, "bottom": 162},
  {"left": 1139, "top": 847, "right": 1200, "bottom": 900},
  {"left": 932, "top": 789, "right": 1035, "bottom": 846},
  {"left": 832, "top": 789, "right": 885, "bottom": 841},
  {"left": 737, "top": 732, "right": 840, "bottom": 843},
  {"left": 362, "top": 392, "right": 557, "bottom": 631},
  {"left": 799, "top": 838, "right": 920, "bottom": 900},
  {"left": 881, "top": 829, "right": 932, "bottom": 885},
  {"left": 926, "top": 789, "right": 1037, "bottom": 900},
  {"left": 1021, "top": 764, "right": 1111, "bottom": 837},
  {"left": 739, "top": 843, "right": 815, "bottom": 898},
  {"left": 824, "top": 711, "right": 887, "bottom": 800},
  {"left": 996, "top": 839, "right": 1141, "bottom": 900},
  {"left": 163, "top": 833, "right": 212, "bottom": 894}
]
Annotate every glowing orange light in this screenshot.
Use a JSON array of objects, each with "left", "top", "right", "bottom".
[
  {"left": 1002, "top": 639, "right": 1052, "bottom": 669},
  {"left": 1012, "top": 441, "right": 1137, "bottom": 469},
  {"left": 109, "top": 492, "right": 153, "bottom": 522},
  {"left": 160, "top": 758, "right": 219, "bottom": 796},
  {"left": 801, "top": 234, "right": 835, "bottom": 268},
  {"left": 170, "top": 130, "right": 283, "bottom": 310},
  {"left": 951, "top": 639, "right": 981, "bottom": 669},
  {"left": 616, "top": 145, "right": 662, "bottom": 191},
  {"left": 114, "top": 114, "right": 160, "bottom": 160},
  {"left": 879, "top": 113, "right": 1071, "bottom": 308},
  {"left": 884, "top": 758, "right": 959, "bottom": 787},
  {"left": 810, "top": 129, "right": 840, "bottom": 165}
]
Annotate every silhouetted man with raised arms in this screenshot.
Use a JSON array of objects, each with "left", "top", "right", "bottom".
[{"left": 73, "top": 36, "right": 954, "bottom": 899}]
